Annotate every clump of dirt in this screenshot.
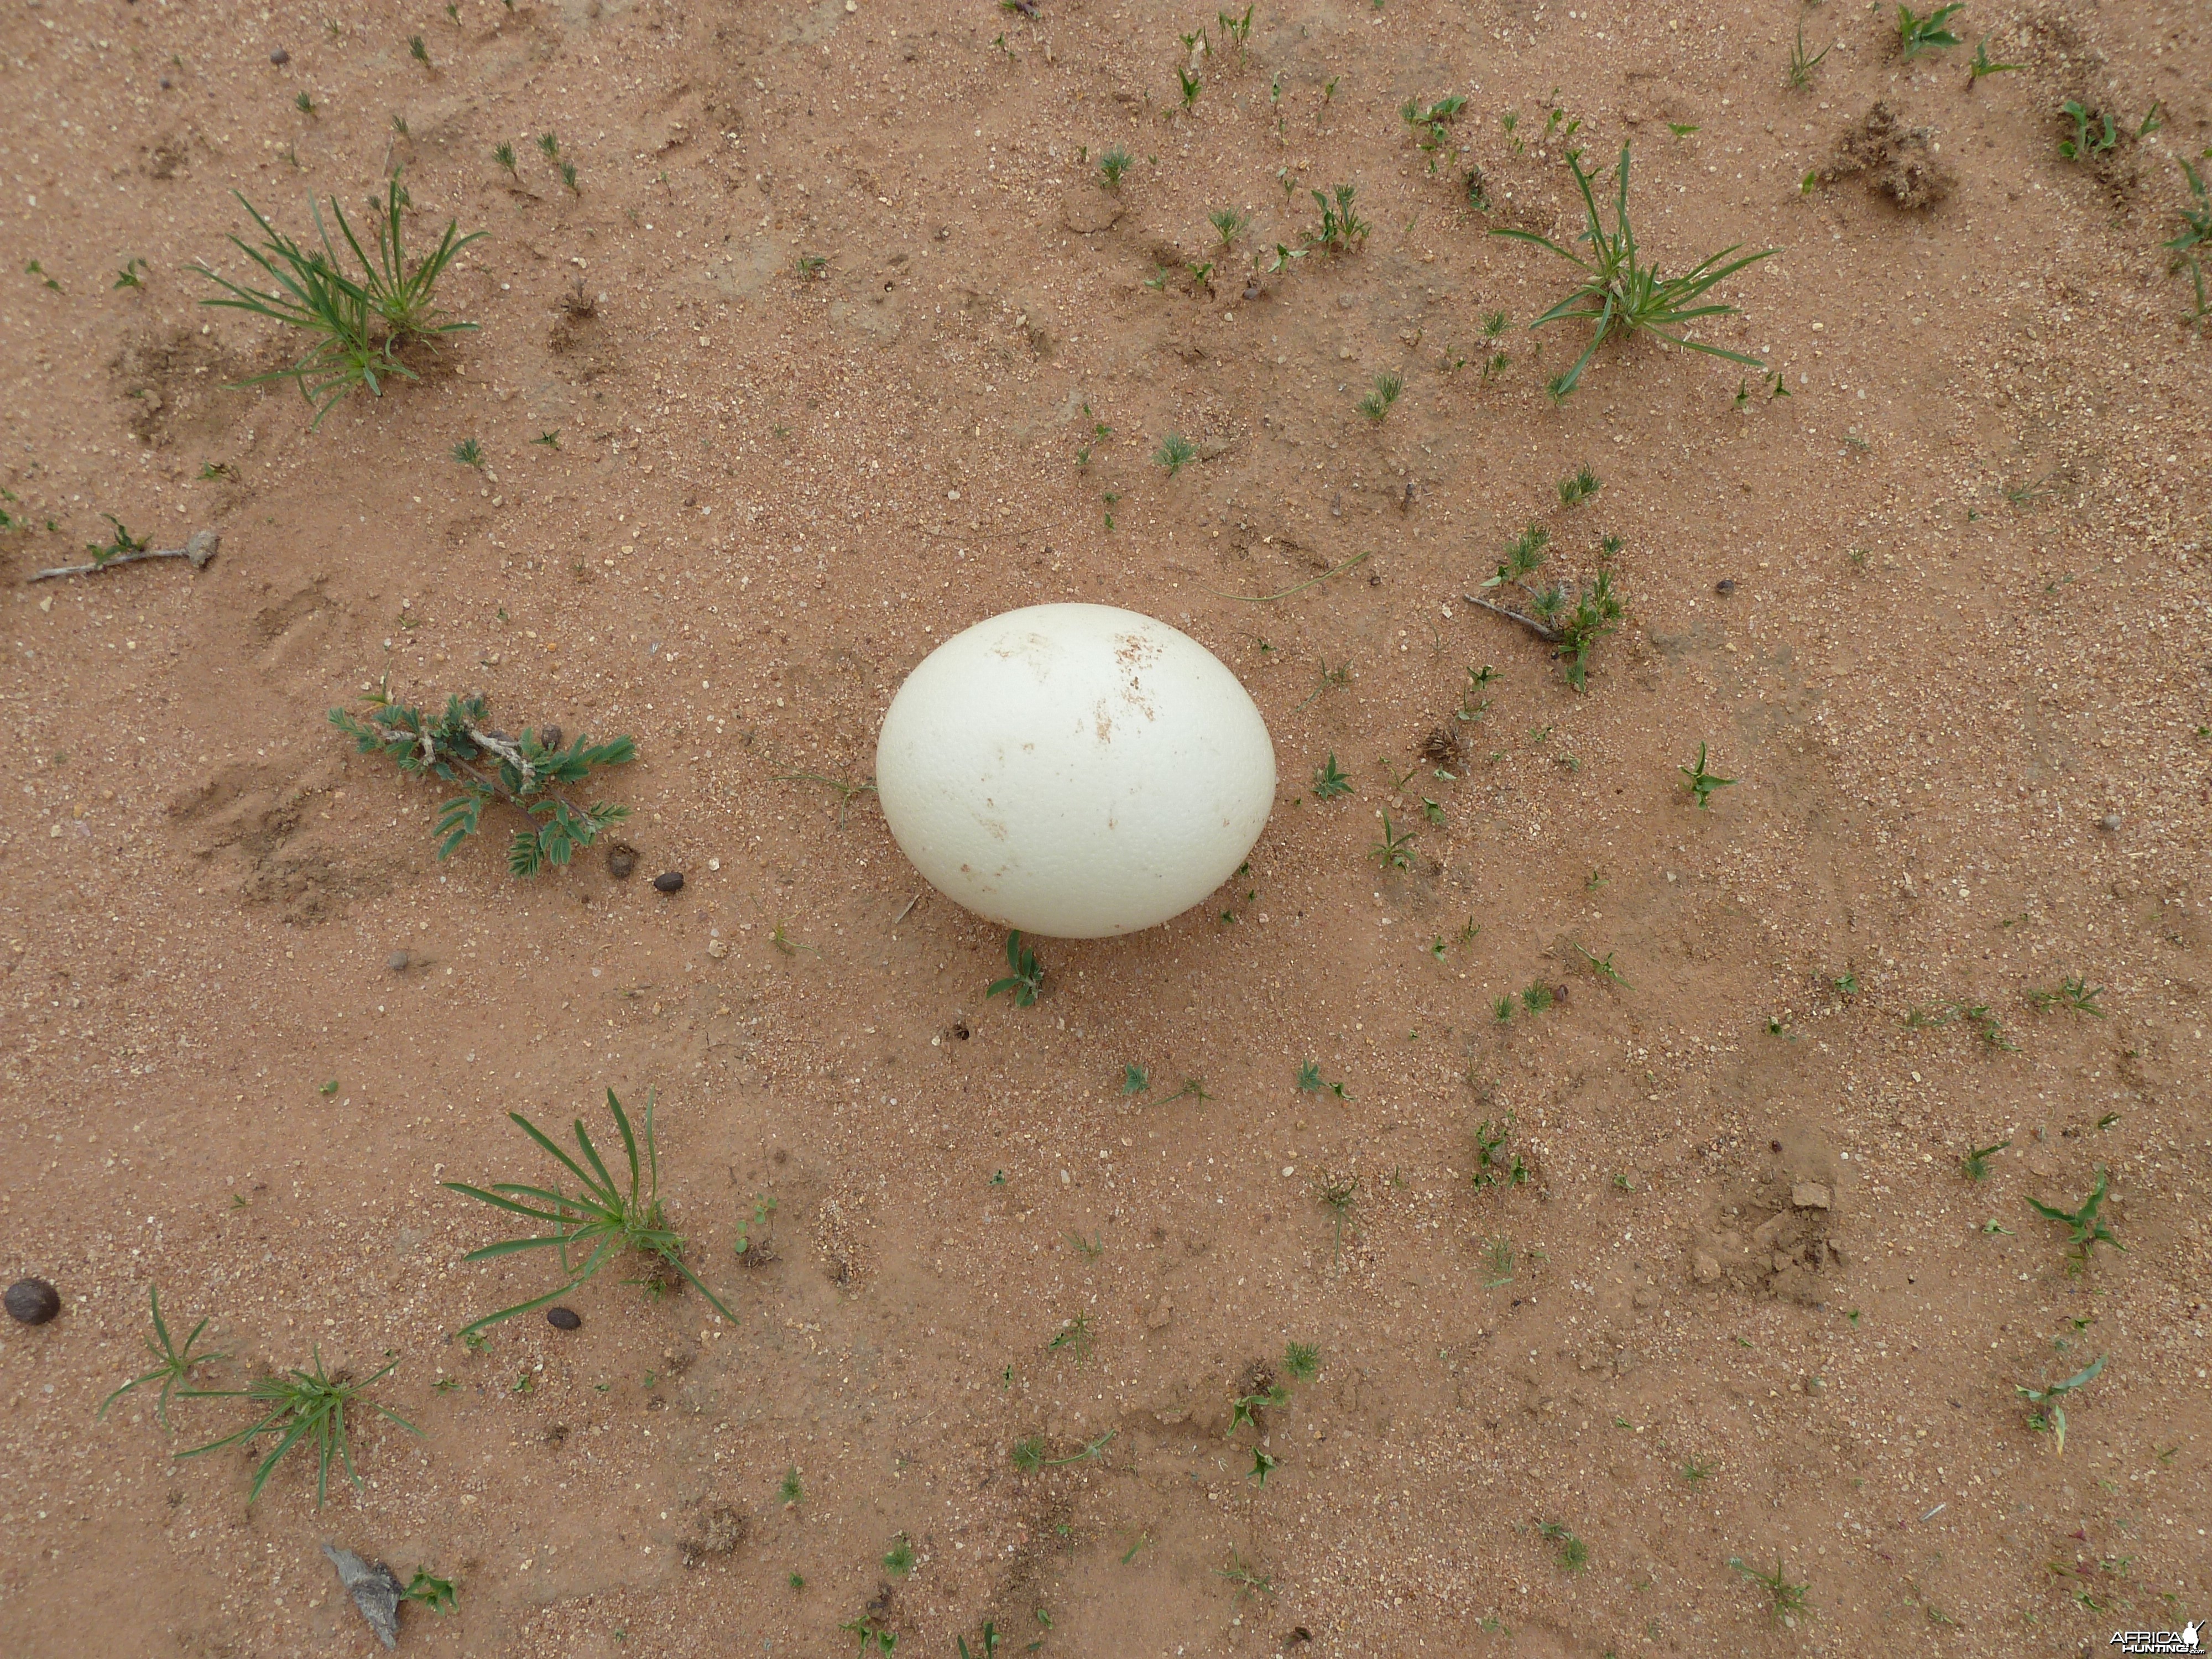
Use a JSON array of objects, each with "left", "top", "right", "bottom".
[
  {"left": 1692, "top": 1173, "right": 1844, "bottom": 1305},
  {"left": 1819, "top": 103, "right": 1955, "bottom": 210},
  {"left": 1419, "top": 726, "right": 1463, "bottom": 769},
  {"left": 679, "top": 1503, "right": 748, "bottom": 1568}
]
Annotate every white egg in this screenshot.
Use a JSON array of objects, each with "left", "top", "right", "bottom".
[{"left": 875, "top": 603, "right": 1276, "bottom": 938}]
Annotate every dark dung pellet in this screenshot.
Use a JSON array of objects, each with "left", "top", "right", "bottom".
[
  {"left": 269, "top": 47, "right": 290, "bottom": 64},
  {"left": 546, "top": 1307, "right": 582, "bottom": 1331},
  {"left": 5, "top": 1278, "right": 61, "bottom": 1326},
  {"left": 653, "top": 871, "right": 685, "bottom": 894}
]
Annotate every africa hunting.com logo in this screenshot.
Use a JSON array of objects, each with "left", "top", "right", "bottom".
[{"left": 2110, "top": 1622, "right": 2201, "bottom": 1655}]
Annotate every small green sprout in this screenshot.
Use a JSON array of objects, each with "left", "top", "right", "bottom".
[
  {"left": 1961, "top": 1139, "right": 2011, "bottom": 1182},
  {"left": 2027, "top": 1169, "right": 2124, "bottom": 1271},
  {"left": 1099, "top": 147, "right": 1133, "bottom": 187},
  {"left": 1153, "top": 432, "right": 1198, "bottom": 474},
  {"left": 1312, "top": 753, "right": 1354, "bottom": 800},
  {"left": 2017, "top": 1354, "right": 2103, "bottom": 1453},
  {"left": 987, "top": 930, "right": 1044, "bottom": 1007},
  {"left": 1679, "top": 742, "right": 1734, "bottom": 808},
  {"left": 1895, "top": 3, "right": 1964, "bottom": 59}
]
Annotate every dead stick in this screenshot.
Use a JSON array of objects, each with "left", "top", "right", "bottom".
[
  {"left": 1459, "top": 593, "right": 1559, "bottom": 643},
  {"left": 28, "top": 529, "right": 220, "bottom": 584}
]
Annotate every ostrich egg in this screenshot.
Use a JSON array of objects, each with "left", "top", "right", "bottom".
[{"left": 874, "top": 604, "right": 1276, "bottom": 938}]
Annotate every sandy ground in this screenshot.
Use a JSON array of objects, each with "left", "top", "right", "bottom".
[{"left": 2, "top": 0, "right": 2209, "bottom": 1655}]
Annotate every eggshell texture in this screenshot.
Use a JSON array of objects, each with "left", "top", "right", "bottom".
[{"left": 875, "top": 604, "right": 1276, "bottom": 938}]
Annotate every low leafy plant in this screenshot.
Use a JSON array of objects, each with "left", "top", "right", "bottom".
[
  {"left": 1307, "top": 184, "right": 1370, "bottom": 252},
  {"left": 196, "top": 179, "right": 483, "bottom": 427},
  {"left": 403, "top": 1568, "right": 456, "bottom": 1615},
  {"left": 1537, "top": 1520, "right": 1588, "bottom": 1574},
  {"left": 1370, "top": 811, "right": 1416, "bottom": 870},
  {"left": 1154, "top": 432, "right": 1198, "bottom": 475},
  {"left": 2017, "top": 1353, "right": 2103, "bottom": 1453},
  {"left": 442, "top": 1087, "right": 739, "bottom": 1337},
  {"left": 1471, "top": 1115, "right": 1528, "bottom": 1188},
  {"left": 86, "top": 514, "right": 151, "bottom": 567},
  {"left": 1895, "top": 2, "right": 1964, "bottom": 59},
  {"left": 987, "top": 930, "right": 1044, "bottom": 1006},
  {"left": 2165, "top": 160, "right": 2209, "bottom": 321},
  {"left": 100, "top": 1284, "right": 228, "bottom": 1427},
  {"left": 1401, "top": 93, "right": 1468, "bottom": 171},
  {"left": 1968, "top": 37, "right": 2021, "bottom": 80},
  {"left": 2027, "top": 974, "right": 2105, "bottom": 1016},
  {"left": 1787, "top": 22, "right": 1832, "bottom": 88},
  {"left": 1099, "top": 146, "right": 1132, "bottom": 187},
  {"left": 494, "top": 140, "right": 519, "bottom": 178},
  {"left": 1012, "top": 1429, "right": 1114, "bottom": 1472},
  {"left": 1468, "top": 520, "right": 1626, "bottom": 690},
  {"left": 779, "top": 1466, "right": 804, "bottom": 1505},
  {"left": 1357, "top": 370, "right": 1402, "bottom": 422},
  {"left": 1960, "top": 1139, "right": 2011, "bottom": 1182},
  {"left": 1679, "top": 742, "right": 1734, "bottom": 808},
  {"left": 2027, "top": 1169, "right": 2124, "bottom": 1272},
  {"left": 1208, "top": 206, "right": 1250, "bottom": 247},
  {"left": 1121, "top": 1063, "right": 1151, "bottom": 1095},
  {"left": 330, "top": 676, "right": 635, "bottom": 876},
  {"left": 1312, "top": 752, "right": 1354, "bottom": 800},
  {"left": 114, "top": 258, "right": 147, "bottom": 290},
  {"left": 409, "top": 34, "right": 431, "bottom": 66},
  {"left": 451, "top": 436, "right": 484, "bottom": 469},
  {"left": 1282, "top": 1342, "right": 1321, "bottom": 1381},
  {"left": 1178, "top": 65, "right": 1202, "bottom": 111},
  {"left": 1730, "top": 1554, "right": 1813, "bottom": 1624},
  {"left": 1490, "top": 143, "right": 1770, "bottom": 398},
  {"left": 1556, "top": 465, "right": 1601, "bottom": 508},
  {"left": 2059, "top": 100, "right": 2117, "bottom": 162},
  {"left": 883, "top": 1534, "right": 916, "bottom": 1577},
  {"left": 559, "top": 160, "right": 581, "bottom": 195},
  {"left": 179, "top": 1348, "right": 418, "bottom": 1505},
  {"left": 1481, "top": 1236, "right": 1516, "bottom": 1286},
  {"left": 1047, "top": 1312, "right": 1092, "bottom": 1363}
]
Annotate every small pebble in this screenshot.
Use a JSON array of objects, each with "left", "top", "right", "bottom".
[
  {"left": 2098, "top": 813, "right": 2121, "bottom": 832},
  {"left": 546, "top": 1307, "right": 582, "bottom": 1331},
  {"left": 1714, "top": 578, "right": 1736, "bottom": 596},
  {"left": 653, "top": 871, "right": 686, "bottom": 894},
  {"left": 386, "top": 950, "right": 410, "bottom": 973},
  {"left": 269, "top": 47, "right": 290, "bottom": 64},
  {"left": 5, "top": 1278, "right": 61, "bottom": 1326},
  {"left": 159, "top": 77, "right": 171, "bottom": 89},
  {"left": 606, "top": 842, "right": 638, "bottom": 880},
  {"left": 1243, "top": 284, "right": 1260, "bottom": 301}
]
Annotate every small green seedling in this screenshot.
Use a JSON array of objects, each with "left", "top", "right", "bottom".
[
  {"left": 1555, "top": 464, "right": 1601, "bottom": 508},
  {"left": 1357, "top": 370, "right": 1402, "bottom": 422},
  {"left": 2017, "top": 1354, "right": 2103, "bottom": 1453},
  {"left": 1227, "top": 1385, "right": 1287, "bottom": 1437},
  {"left": 1307, "top": 184, "right": 1369, "bottom": 252},
  {"left": 196, "top": 179, "right": 483, "bottom": 427},
  {"left": 1787, "top": 22, "right": 1832, "bottom": 88},
  {"left": 1481, "top": 1236, "right": 1516, "bottom": 1286},
  {"left": 1282, "top": 1342, "right": 1321, "bottom": 1381},
  {"left": 2027, "top": 1169, "right": 2124, "bottom": 1272},
  {"left": 1680, "top": 742, "right": 1734, "bottom": 808},
  {"left": 1315, "top": 1171, "right": 1358, "bottom": 1264},
  {"left": 2059, "top": 100, "right": 2117, "bottom": 162},
  {"left": 1154, "top": 432, "right": 1198, "bottom": 475},
  {"left": 956, "top": 1622, "right": 1001, "bottom": 1659},
  {"left": 1538, "top": 1521, "right": 1588, "bottom": 1574},
  {"left": 1471, "top": 1115, "right": 1528, "bottom": 1188},
  {"left": 534, "top": 430, "right": 560, "bottom": 448},
  {"left": 883, "top": 1534, "right": 916, "bottom": 1577},
  {"left": 114, "top": 258, "right": 148, "bottom": 290},
  {"left": 1573, "top": 943, "right": 1628, "bottom": 987},
  {"left": 330, "top": 676, "right": 634, "bottom": 875},
  {"left": 1370, "top": 811, "right": 1416, "bottom": 870},
  {"left": 1208, "top": 207, "right": 1250, "bottom": 247},
  {"left": 987, "top": 930, "right": 1044, "bottom": 1006},
  {"left": 442, "top": 1087, "right": 739, "bottom": 1337},
  {"left": 86, "top": 514, "right": 152, "bottom": 567},
  {"left": 1178, "top": 65, "right": 1202, "bottom": 111},
  {"left": 774, "top": 770, "right": 878, "bottom": 828},
  {"left": 178, "top": 1348, "right": 418, "bottom": 1505},
  {"left": 1490, "top": 143, "right": 1770, "bottom": 399},
  {"left": 452, "top": 436, "right": 484, "bottom": 469},
  {"left": 1896, "top": 3, "right": 1963, "bottom": 58},
  {"left": 100, "top": 1284, "right": 228, "bottom": 1427},
  {"left": 1680, "top": 1455, "right": 1716, "bottom": 1484},
  {"left": 1248, "top": 1448, "right": 1280, "bottom": 1485},
  {"left": 537, "top": 132, "right": 560, "bottom": 159},
  {"left": 1047, "top": 1312, "right": 1092, "bottom": 1363},
  {"left": 732, "top": 1194, "right": 777, "bottom": 1261},
  {"left": 559, "top": 161, "right": 580, "bottom": 195},
  {"left": 1968, "top": 38, "right": 2021, "bottom": 80},
  {"left": 779, "top": 1466, "right": 803, "bottom": 1505},
  {"left": 295, "top": 90, "right": 317, "bottom": 116},
  {"left": 1295, "top": 1061, "right": 1350, "bottom": 1099},
  {"left": 1401, "top": 93, "right": 1468, "bottom": 171},
  {"left": 2027, "top": 975, "right": 2105, "bottom": 1016},
  {"left": 409, "top": 34, "right": 431, "bottom": 66},
  {"left": 2165, "top": 161, "right": 2209, "bottom": 320},
  {"left": 1099, "top": 147, "right": 1132, "bottom": 187},
  {"left": 1312, "top": 753, "right": 1354, "bottom": 800},
  {"left": 1215, "top": 1552, "right": 1276, "bottom": 1601},
  {"left": 25, "top": 259, "right": 62, "bottom": 291},
  {"left": 1121, "top": 1063, "right": 1152, "bottom": 1095},
  {"left": 1730, "top": 1556, "right": 1813, "bottom": 1625},
  {"left": 402, "top": 1568, "right": 456, "bottom": 1615},
  {"left": 494, "top": 142, "right": 519, "bottom": 178},
  {"left": 839, "top": 1612, "right": 896, "bottom": 1652},
  {"left": 1468, "top": 520, "right": 1625, "bottom": 690},
  {"left": 1961, "top": 1139, "right": 2011, "bottom": 1182}
]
